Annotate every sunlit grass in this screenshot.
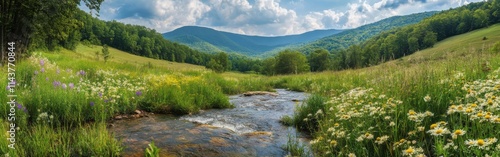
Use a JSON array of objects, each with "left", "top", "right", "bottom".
[{"left": 282, "top": 24, "right": 500, "bottom": 156}]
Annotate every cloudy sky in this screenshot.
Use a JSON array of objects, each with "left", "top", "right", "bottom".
[{"left": 80, "top": 0, "right": 484, "bottom": 36}]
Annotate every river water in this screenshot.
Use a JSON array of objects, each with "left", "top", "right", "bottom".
[{"left": 109, "top": 89, "right": 310, "bottom": 157}]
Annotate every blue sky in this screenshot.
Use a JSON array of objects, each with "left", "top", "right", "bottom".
[{"left": 80, "top": 0, "right": 484, "bottom": 36}]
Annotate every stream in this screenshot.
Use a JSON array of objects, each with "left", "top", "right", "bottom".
[{"left": 109, "top": 89, "right": 311, "bottom": 157}]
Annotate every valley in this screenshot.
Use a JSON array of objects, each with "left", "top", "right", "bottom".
[{"left": 2, "top": 0, "right": 500, "bottom": 157}]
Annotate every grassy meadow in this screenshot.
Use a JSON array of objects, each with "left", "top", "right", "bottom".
[
  {"left": 1, "top": 25, "right": 500, "bottom": 157},
  {"left": 0, "top": 44, "right": 273, "bottom": 156},
  {"left": 282, "top": 24, "right": 500, "bottom": 156}
]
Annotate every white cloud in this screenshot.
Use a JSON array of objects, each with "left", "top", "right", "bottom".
[{"left": 83, "top": 0, "right": 486, "bottom": 36}]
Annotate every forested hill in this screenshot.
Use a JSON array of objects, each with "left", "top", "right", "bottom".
[
  {"left": 162, "top": 26, "right": 343, "bottom": 56},
  {"left": 73, "top": 10, "right": 213, "bottom": 66},
  {"left": 295, "top": 11, "right": 438, "bottom": 55},
  {"left": 331, "top": 1, "right": 500, "bottom": 70}
]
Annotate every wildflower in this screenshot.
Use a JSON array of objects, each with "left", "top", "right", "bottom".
[
  {"left": 453, "top": 129, "right": 466, "bottom": 136},
  {"left": 99, "top": 92, "right": 103, "bottom": 97},
  {"left": 330, "top": 140, "right": 337, "bottom": 146},
  {"left": 62, "top": 83, "right": 67, "bottom": 89},
  {"left": 53, "top": 81, "right": 61, "bottom": 88},
  {"left": 403, "top": 147, "right": 415, "bottom": 156},
  {"left": 40, "top": 59, "right": 45, "bottom": 66},
  {"left": 348, "top": 153, "right": 356, "bottom": 157},
  {"left": 90, "top": 102, "right": 95, "bottom": 107},
  {"left": 389, "top": 121, "right": 395, "bottom": 126},
  {"left": 46, "top": 77, "right": 49, "bottom": 81},
  {"left": 417, "top": 126, "right": 425, "bottom": 132},
  {"left": 356, "top": 136, "right": 364, "bottom": 142},
  {"left": 136, "top": 90, "right": 143, "bottom": 96},
  {"left": 375, "top": 135, "right": 389, "bottom": 144},
  {"left": 427, "top": 127, "right": 450, "bottom": 136},
  {"left": 315, "top": 109, "right": 324, "bottom": 117},
  {"left": 41, "top": 68, "right": 45, "bottom": 73},
  {"left": 424, "top": 95, "right": 431, "bottom": 102},
  {"left": 430, "top": 123, "right": 438, "bottom": 129},
  {"left": 334, "top": 123, "right": 340, "bottom": 127},
  {"left": 465, "top": 138, "right": 497, "bottom": 149},
  {"left": 69, "top": 83, "right": 74, "bottom": 89},
  {"left": 34, "top": 70, "right": 38, "bottom": 75},
  {"left": 408, "top": 110, "right": 417, "bottom": 116},
  {"left": 364, "top": 132, "right": 374, "bottom": 140},
  {"left": 79, "top": 70, "right": 86, "bottom": 76}
]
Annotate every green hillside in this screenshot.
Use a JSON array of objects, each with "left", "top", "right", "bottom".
[
  {"left": 256, "top": 11, "right": 437, "bottom": 58},
  {"left": 163, "top": 26, "right": 343, "bottom": 56},
  {"left": 275, "top": 22, "right": 500, "bottom": 157}
]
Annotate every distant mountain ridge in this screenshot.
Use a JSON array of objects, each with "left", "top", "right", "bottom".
[
  {"left": 293, "top": 11, "right": 439, "bottom": 55},
  {"left": 163, "top": 26, "right": 343, "bottom": 56}
]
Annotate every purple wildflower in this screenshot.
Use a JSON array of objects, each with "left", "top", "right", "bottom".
[
  {"left": 40, "top": 59, "right": 45, "bottom": 66},
  {"left": 79, "top": 70, "right": 86, "bottom": 76},
  {"left": 69, "top": 83, "right": 74, "bottom": 89},
  {"left": 90, "top": 102, "right": 95, "bottom": 107},
  {"left": 98, "top": 92, "right": 103, "bottom": 97},
  {"left": 136, "top": 90, "right": 143, "bottom": 96},
  {"left": 46, "top": 77, "right": 49, "bottom": 81},
  {"left": 53, "top": 81, "right": 61, "bottom": 88},
  {"left": 104, "top": 98, "right": 111, "bottom": 103},
  {"left": 41, "top": 68, "right": 45, "bottom": 73},
  {"left": 34, "top": 70, "right": 39, "bottom": 75},
  {"left": 6, "top": 86, "right": 10, "bottom": 91},
  {"left": 16, "top": 103, "right": 22, "bottom": 109},
  {"left": 62, "top": 83, "right": 67, "bottom": 89}
]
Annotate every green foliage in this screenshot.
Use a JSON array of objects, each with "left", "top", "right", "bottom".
[
  {"left": 292, "top": 95, "right": 327, "bottom": 132},
  {"left": 331, "top": 1, "right": 500, "bottom": 70},
  {"left": 163, "top": 26, "right": 342, "bottom": 56},
  {"left": 145, "top": 141, "right": 160, "bottom": 157},
  {"left": 491, "top": 41, "right": 500, "bottom": 53},
  {"left": 206, "top": 52, "right": 231, "bottom": 72},
  {"left": 297, "top": 12, "right": 438, "bottom": 54},
  {"left": 285, "top": 134, "right": 311, "bottom": 157},
  {"left": 1, "top": 0, "right": 103, "bottom": 59},
  {"left": 275, "top": 50, "right": 310, "bottom": 74},
  {"left": 308, "top": 49, "right": 330, "bottom": 72},
  {"left": 75, "top": 10, "right": 213, "bottom": 67},
  {"left": 102, "top": 44, "right": 110, "bottom": 62}
]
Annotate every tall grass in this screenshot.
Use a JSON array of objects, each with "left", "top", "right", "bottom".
[{"left": 282, "top": 27, "right": 500, "bottom": 156}]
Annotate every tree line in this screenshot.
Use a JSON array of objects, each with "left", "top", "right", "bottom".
[{"left": 331, "top": 0, "right": 500, "bottom": 70}]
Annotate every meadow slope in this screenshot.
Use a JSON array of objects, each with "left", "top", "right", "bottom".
[{"left": 281, "top": 24, "right": 500, "bottom": 157}]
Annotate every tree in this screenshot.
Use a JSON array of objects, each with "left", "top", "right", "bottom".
[
  {"left": 206, "top": 59, "right": 224, "bottom": 73},
  {"left": 1, "top": 0, "right": 103, "bottom": 64},
  {"left": 275, "top": 50, "right": 310, "bottom": 74},
  {"left": 423, "top": 31, "right": 438, "bottom": 48},
  {"left": 102, "top": 44, "right": 110, "bottom": 62},
  {"left": 309, "top": 49, "right": 330, "bottom": 72},
  {"left": 408, "top": 37, "right": 420, "bottom": 52},
  {"left": 216, "top": 52, "right": 231, "bottom": 71},
  {"left": 206, "top": 52, "right": 230, "bottom": 73},
  {"left": 261, "top": 58, "right": 276, "bottom": 75}
]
